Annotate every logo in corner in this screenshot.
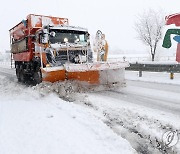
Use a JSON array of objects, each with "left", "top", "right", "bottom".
[{"left": 162, "top": 130, "right": 179, "bottom": 148}]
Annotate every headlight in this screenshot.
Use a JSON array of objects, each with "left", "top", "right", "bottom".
[{"left": 64, "top": 38, "right": 68, "bottom": 43}]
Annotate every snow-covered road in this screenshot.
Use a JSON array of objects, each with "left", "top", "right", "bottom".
[
  {"left": 0, "top": 65, "right": 180, "bottom": 153},
  {"left": 113, "top": 80, "right": 180, "bottom": 115},
  {"left": 74, "top": 80, "right": 180, "bottom": 153}
]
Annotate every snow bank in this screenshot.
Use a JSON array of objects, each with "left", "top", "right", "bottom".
[
  {"left": 134, "top": 61, "right": 178, "bottom": 64},
  {"left": 0, "top": 79, "right": 136, "bottom": 154},
  {"left": 125, "top": 71, "right": 180, "bottom": 85}
]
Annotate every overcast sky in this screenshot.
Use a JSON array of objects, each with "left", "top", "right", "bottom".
[{"left": 0, "top": 0, "right": 180, "bottom": 53}]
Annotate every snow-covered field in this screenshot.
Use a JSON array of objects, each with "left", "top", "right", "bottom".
[
  {"left": 107, "top": 54, "right": 175, "bottom": 63},
  {"left": 0, "top": 60, "right": 180, "bottom": 154}
]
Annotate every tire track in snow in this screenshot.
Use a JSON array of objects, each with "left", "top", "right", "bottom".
[
  {"left": 127, "top": 80, "right": 180, "bottom": 93},
  {"left": 108, "top": 90, "right": 180, "bottom": 116}
]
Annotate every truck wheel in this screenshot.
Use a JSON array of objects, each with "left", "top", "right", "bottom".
[
  {"left": 19, "top": 69, "right": 25, "bottom": 83},
  {"left": 33, "top": 70, "right": 42, "bottom": 84}
]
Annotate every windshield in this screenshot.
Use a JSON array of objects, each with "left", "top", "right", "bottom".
[{"left": 49, "top": 29, "right": 88, "bottom": 44}]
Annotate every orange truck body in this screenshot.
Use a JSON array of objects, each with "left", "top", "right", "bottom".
[{"left": 10, "top": 14, "right": 69, "bottom": 62}]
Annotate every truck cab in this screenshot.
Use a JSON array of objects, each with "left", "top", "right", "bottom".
[{"left": 35, "top": 25, "right": 93, "bottom": 67}]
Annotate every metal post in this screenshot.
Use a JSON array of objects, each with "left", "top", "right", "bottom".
[
  {"left": 170, "top": 72, "right": 174, "bottom": 80},
  {"left": 83, "top": 46, "right": 88, "bottom": 64},
  {"left": 40, "top": 46, "right": 43, "bottom": 68},
  {"left": 9, "top": 34, "right": 13, "bottom": 68},
  {"left": 86, "top": 47, "right": 88, "bottom": 63},
  {"left": 139, "top": 70, "right": 142, "bottom": 77},
  {"left": 10, "top": 53, "right": 12, "bottom": 69},
  {"left": 67, "top": 48, "right": 69, "bottom": 63}
]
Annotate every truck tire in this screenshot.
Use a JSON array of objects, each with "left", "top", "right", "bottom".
[
  {"left": 19, "top": 68, "right": 25, "bottom": 83},
  {"left": 33, "top": 70, "right": 42, "bottom": 84}
]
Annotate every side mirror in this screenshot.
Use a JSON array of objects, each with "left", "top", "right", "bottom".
[
  {"left": 41, "top": 29, "right": 49, "bottom": 44},
  {"left": 86, "top": 33, "right": 90, "bottom": 41},
  {"left": 64, "top": 38, "right": 68, "bottom": 43},
  {"left": 41, "top": 34, "right": 49, "bottom": 44}
]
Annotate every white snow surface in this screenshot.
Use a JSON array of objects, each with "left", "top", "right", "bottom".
[
  {"left": 0, "top": 78, "right": 135, "bottom": 154},
  {"left": 125, "top": 71, "right": 180, "bottom": 85}
]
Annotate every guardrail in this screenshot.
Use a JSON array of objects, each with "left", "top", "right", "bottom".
[
  {"left": 108, "top": 55, "right": 175, "bottom": 63},
  {"left": 126, "top": 62, "right": 180, "bottom": 79}
]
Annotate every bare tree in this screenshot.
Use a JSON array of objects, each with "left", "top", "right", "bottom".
[{"left": 135, "top": 9, "right": 165, "bottom": 61}]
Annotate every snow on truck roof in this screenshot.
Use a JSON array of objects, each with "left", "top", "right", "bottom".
[
  {"left": 50, "top": 25, "right": 88, "bottom": 32},
  {"left": 28, "top": 14, "right": 69, "bottom": 28},
  {"left": 9, "top": 14, "right": 88, "bottom": 35},
  {"left": 9, "top": 14, "right": 69, "bottom": 31}
]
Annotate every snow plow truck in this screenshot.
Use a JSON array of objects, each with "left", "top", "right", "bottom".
[{"left": 9, "top": 14, "right": 128, "bottom": 87}]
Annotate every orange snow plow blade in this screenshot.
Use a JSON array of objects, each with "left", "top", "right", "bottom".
[
  {"left": 41, "top": 68, "right": 66, "bottom": 83},
  {"left": 41, "top": 67, "right": 99, "bottom": 84},
  {"left": 67, "top": 71, "right": 99, "bottom": 84},
  {"left": 41, "top": 61, "right": 129, "bottom": 85}
]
